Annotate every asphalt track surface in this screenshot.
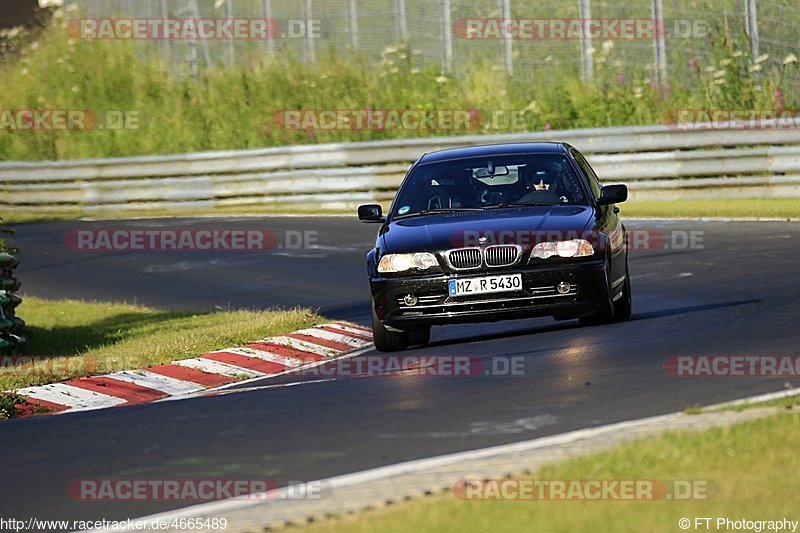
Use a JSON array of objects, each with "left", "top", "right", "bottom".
[{"left": 1, "top": 216, "right": 798, "bottom": 528}]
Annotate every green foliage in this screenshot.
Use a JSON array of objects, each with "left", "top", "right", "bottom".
[
  {"left": 0, "top": 392, "right": 23, "bottom": 419},
  {"left": 0, "top": 218, "right": 16, "bottom": 254},
  {"left": 0, "top": 9, "right": 797, "bottom": 162}
]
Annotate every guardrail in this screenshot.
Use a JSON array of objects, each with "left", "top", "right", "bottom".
[{"left": 2, "top": 123, "right": 800, "bottom": 212}]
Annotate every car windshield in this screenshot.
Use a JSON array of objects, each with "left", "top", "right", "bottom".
[{"left": 391, "top": 154, "right": 588, "bottom": 218}]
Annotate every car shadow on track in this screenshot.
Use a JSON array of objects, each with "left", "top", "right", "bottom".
[
  {"left": 418, "top": 321, "right": 582, "bottom": 352},
  {"left": 628, "top": 298, "right": 761, "bottom": 322},
  {"left": 411, "top": 298, "right": 761, "bottom": 352}
]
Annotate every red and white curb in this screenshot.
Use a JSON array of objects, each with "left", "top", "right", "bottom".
[{"left": 10, "top": 322, "right": 373, "bottom": 417}]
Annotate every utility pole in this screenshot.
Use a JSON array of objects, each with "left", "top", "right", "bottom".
[
  {"left": 442, "top": 0, "right": 452, "bottom": 72},
  {"left": 304, "top": 0, "right": 316, "bottom": 62},
  {"left": 348, "top": 0, "right": 358, "bottom": 47},
  {"left": 651, "top": 0, "right": 668, "bottom": 89},
  {"left": 578, "top": 0, "right": 593, "bottom": 82},
  {"left": 500, "top": 0, "right": 513, "bottom": 75},
  {"left": 744, "top": 0, "right": 760, "bottom": 58}
]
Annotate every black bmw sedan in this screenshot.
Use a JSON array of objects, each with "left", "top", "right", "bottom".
[{"left": 358, "top": 142, "right": 631, "bottom": 352}]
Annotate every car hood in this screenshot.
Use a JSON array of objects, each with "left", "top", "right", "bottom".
[{"left": 380, "top": 205, "right": 597, "bottom": 253}]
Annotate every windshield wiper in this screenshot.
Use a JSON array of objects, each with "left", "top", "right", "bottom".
[
  {"left": 395, "top": 207, "right": 485, "bottom": 219},
  {"left": 482, "top": 202, "right": 558, "bottom": 208}
]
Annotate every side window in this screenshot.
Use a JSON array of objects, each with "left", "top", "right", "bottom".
[{"left": 571, "top": 150, "right": 602, "bottom": 200}]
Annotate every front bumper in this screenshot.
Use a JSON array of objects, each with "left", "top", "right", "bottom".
[{"left": 370, "top": 257, "right": 607, "bottom": 328}]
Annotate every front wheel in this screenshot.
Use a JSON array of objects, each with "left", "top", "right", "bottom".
[
  {"left": 613, "top": 265, "right": 632, "bottom": 320},
  {"left": 579, "top": 258, "right": 615, "bottom": 326},
  {"left": 408, "top": 325, "right": 431, "bottom": 346},
  {"left": 371, "top": 305, "right": 409, "bottom": 352}
]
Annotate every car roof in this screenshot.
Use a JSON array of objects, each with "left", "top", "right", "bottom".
[{"left": 417, "top": 142, "right": 571, "bottom": 164}]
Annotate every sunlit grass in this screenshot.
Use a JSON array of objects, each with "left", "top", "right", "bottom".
[
  {"left": 0, "top": 296, "right": 321, "bottom": 390},
  {"left": 621, "top": 198, "right": 800, "bottom": 219}
]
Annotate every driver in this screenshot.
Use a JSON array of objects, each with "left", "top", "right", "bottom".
[
  {"left": 529, "top": 162, "right": 562, "bottom": 194},
  {"left": 523, "top": 162, "right": 572, "bottom": 204}
]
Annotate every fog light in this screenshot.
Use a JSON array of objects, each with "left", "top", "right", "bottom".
[
  {"left": 557, "top": 282, "right": 571, "bottom": 294},
  {"left": 403, "top": 294, "right": 418, "bottom": 306}
]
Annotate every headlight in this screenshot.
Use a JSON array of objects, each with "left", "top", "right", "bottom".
[
  {"left": 378, "top": 252, "right": 438, "bottom": 273},
  {"left": 531, "top": 239, "right": 594, "bottom": 260}
]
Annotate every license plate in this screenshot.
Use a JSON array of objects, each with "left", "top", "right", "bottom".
[{"left": 448, "top": 273, "right": 522, "bottom": 296}]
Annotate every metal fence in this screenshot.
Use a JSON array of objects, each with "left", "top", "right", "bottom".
[
  {"left": 3, "top": 123, "right": 800, "bottom": 213},
  {"left": 63, "top": 0, "right": 799, "bottom": 92}
]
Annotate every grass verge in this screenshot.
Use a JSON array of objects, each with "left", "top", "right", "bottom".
[
  {"left": 3, "top": 199, "right": 799, "bottom": 225},
  {"left": 710, "top": 392, "right": 800, "bottom": 413},
  {"left": 308, "top": 412, "right": 799, "bottom": 533},
  {"left": 1, "top": 205, "right": 364, "bottom": 225},
  {"left": 620, "top": 199, "right": 800, "bottom": 219},
  {"left": 0, "top": 295, "right": 321, "bottom": 392}
]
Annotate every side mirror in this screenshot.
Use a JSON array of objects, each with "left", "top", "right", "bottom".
[
  {"left": 597, "top": 184, "right": 628, "bottom": 206},
  {"left": 358, "top": 204, "right": 385, "bottom": 223}
]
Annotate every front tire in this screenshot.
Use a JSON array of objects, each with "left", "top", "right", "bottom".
[
  {"left": 371, "top": 305, "right": 409, "bottom": 352},
  {"left": 579, "top": 258, "right": 615, "bottom": 326},
  {"left": 613, "top": 264, "right": 632, "bottom": 320},
  {"left": 408, "top": 326, "right": 431, "bottom": 346}
]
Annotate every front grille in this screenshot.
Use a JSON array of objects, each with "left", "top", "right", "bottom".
[
  {"left": 485, "top": 245, "right": 521, "bottom": 267},
  {"left": 446, "top": 248, "right": 482, "bottom": 270},
  {"left": 445, "top": 245, "right": 521, "bottom": 270}
]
